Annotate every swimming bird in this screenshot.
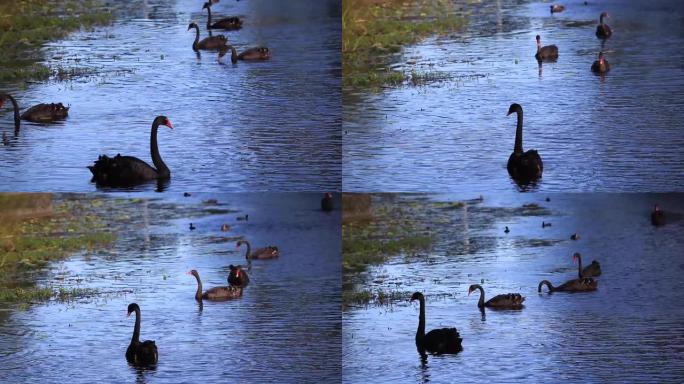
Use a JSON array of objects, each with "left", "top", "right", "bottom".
[
  {"left": 410, "top": 292, "right": 462, "bottom": 355},
  {"left": 187, "top": 22, "right": 228, "bottom": 51},
  {"left": 591, "top": 52, "right": 610, "bottom": 73},
  {"left": 125, "top": 303, "right": 158, "bottom": 366},
  {"left": 596, "top": 12, "right": 612, "bottom": 39},
  {"left": 468, "top": 284, "right": 525, "bottom": 310},
  {"left": 651, "top": 204, "right": 665, "bottom": 226},
  {"left": 88, "top": 116, "right": 172, "bottom": 186},
  {"left": 507, "top": 103, "right": 543, "bottom": 183},
  {"left": 535, "top": 35, "right": 558, "bottom": 61}
]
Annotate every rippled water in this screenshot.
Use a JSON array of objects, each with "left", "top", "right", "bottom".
[
  {"left": 0, "top": 0, "right": 341, "bottom": 192},
  {"left": 343, "top": 193, "right": 684, "bottom": 383},
  {"left": 343, "top": 0, "right": 684, "bottom": 192},
  {"left": 0, "top": 193, "right": 341, "bottom": 382}
]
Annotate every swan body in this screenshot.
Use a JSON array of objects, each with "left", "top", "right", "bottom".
[
  {"left": 126, "top": 303, "right": 158, "bottom": 366},
  {"left": 188, "top": 270, "right": 243, "bottom": 301},
  {"left": 591, "top": 52, "right": 610, "bottom": 73},
  {"left": 535, "top": 35, "right": 558, "bottom": 61},
  {"left": 507, "top": 103, "right": 543, "bottom": 183},
  {"left": 538, "top": 278, "right": 597, "bottom": 293},
  {"left": 188, "top": 22, "right": 228, "bottom": 51},
  {"left": 88, "top": 116, "right": 172, "bottom": 186},
  {"left": 218, "top": 45, "right": 271, "bottom": 64},
  {"left": 203, "top": 2, "right": 243, "bottom": 30},
  {"left": 573, "top": 252, "right": 601, "bottom": 278},
  {"left": 228, "top": 264, "right": 249, "bottom": 287},
  {"left": 468, "top": 284, "right": 525, "bottom": 309},
  {"left": 1, "top": 93, "right": 68, "bottom": 129},
  {"left": 596, "top": 12, "right": 612, "bottom": 39},
  {"left": 411, "top": 292, "right": 462, "bottom": 355},
  {"left": 237, "top": 240, "right": 279, "bottom": 260},
  {"left": 321, "top": 193, "right": 334, "bottom": 211},
  {"left": 651, "top": 205, "right": 665, "bottom": 226}
]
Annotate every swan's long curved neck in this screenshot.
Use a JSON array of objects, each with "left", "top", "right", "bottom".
[
  {"left": 193, "top": 274, "right": 203, "bottom": 301},
  {"left": 599, "top": 15, "right": 604, "bottom": 25},
  {"left": 538, "top": 280, "right": 554, "bottom": 293},
  {"left": 473, "top": 285, "right": 486, "bottom": 307},
  {"left": 6, "top": 94, "right": 20, "bottom": 131},
  {"left": 243, "top": 241, "right": 252, "bottom": 260},
  {"left": 513, "top": 109, "right": 523, "bottom": 153},
  {"left": 192, "top": 24, "right": 200, "bottom": 51},
  {"left": 576, "top": 255, "right": 584, "bottom": 278},
  {"left": 206, "top": 6, "right": 212, "bottom": 29},
  {"left": 131, "top": 308, "right": 141, "bottom": 344},
  {"left": 150, "top": 120, "right": 169, "bottom": 178},
  {"left": 416, "top": 297, "right": 425, "bottom": 341},
  {"left": 229, "top": 46, "right": 238, "bottom": 64}
]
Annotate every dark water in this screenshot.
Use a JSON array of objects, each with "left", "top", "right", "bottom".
[
  {"left": 343, "top": 0, "right": 684, "bottom": 192},
  {"left": 0, "top": 193, "right": 341, "bottom": 383},
  {"left": 0, "top": 0, "right": 341, "bottom": 192},
  {"left": 343, "top": 193, "right": 684, "bottom": 383}
]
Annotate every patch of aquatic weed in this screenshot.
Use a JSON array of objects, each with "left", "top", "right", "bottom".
[
  {"left": 0, "top": 0, "right": 113, "bottom": 82},
  {"left": 342, "top": 193, "right": 433, "bottom": 273},
  {"left": 343, "top": 0, "right": 466, "bottom": 89},
  {"left": 409, "top": 70, "right": 453, "bottom": 86}
]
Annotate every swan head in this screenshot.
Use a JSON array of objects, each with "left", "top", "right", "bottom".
[
  {"left": 153, "top": 116, "right": 173, "bottom": 129},
  {"left": 202, "top": 2, "right": 211, "bottom": 9},
  {"left": 467, "top": 284, "right": 479, "bottom": 296},
  {"left": 187, "top": 22, "right": 198, "bottom": 31},
  {"left": 186, "top": 269, "right": 200, "bottom": 278},
  {"left": 600, "top": 11, "right": 609, "bottom": 18},
  {"left": 507, "top": 103, "right": 522, "bottom": 116},
  {"left": 236, "top": 240, "right": 246, "bottom": 249},
  {"left": 572, "top": 252, "right": 581, "bottom": 263},
  {"left": 127, "top": 303, "right": 140, "bottom": 317},
  {"left": 410, "top": 292, "right": 424, "bottom": 302}
]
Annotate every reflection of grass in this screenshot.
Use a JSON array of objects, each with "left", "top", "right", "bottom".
[
  {"left": 343, "top": 0, "right": 465, "bottom": 88},
  {"left": 0, "top": 0, "right": 113, "bottom": 82}
]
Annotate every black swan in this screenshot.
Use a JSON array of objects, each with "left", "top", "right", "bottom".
[
  {"left": 507, "top": 103, "right": 543, "bottom": 182},
  {"left": 221, "top": 224, "right": 231, "bottom": 231},
  {"left": 468, "top": 284, "right": 525, "bottom": 310},
  {"left": 538, "top": 278, "right": 597, "bottom": 293},
  {"left": 591, "top": 52, "right": 610, "bottom": 73},
  {"left": 595, "top": 12, "right": 612, "bottom": 39},
  {"left": 218, "top": 45, "right": 271, "bottom": 64},
  {"left": 188, "top": 22, "right": 228, "bottom": 51},
  {"left": 203, "top": 2, "right": 242, "bottom": 30},
  {"left": 571, "top": 233, "right": 580, "bottom": 240},
  {"left": 228, "top": 264, "right": 249, "bottom": 287},
  {"left": 188, "top": 269, "right": 243, "bottom": 301},
  {"left": 237, "top": 240, "right": 279, "bottom": 260},
  {"left": 88, "top": 116, "right": 172, "bottom": 186},
  {"left": 550, "top": 5, "right": 565, "bottom": 13},
  {"left": 573, "top": 252, "right": 601, "bottom": 278},
  {"left": 126, "top": 303, "right": 158, "bottom": 366},
  {"left": 535, "top": 35, "right": 559, "bottom": 61},
  {"left": 651, "top": 204, "right": 665, "bottom": 226},
  {"left": 321, "top": 193, "right": 334, "bottom": 212},
  {"left": 504, "top": 226, "right": 510, "bottom": 233},
  {"left": 410, "top": 292, "right": 462, "bottom": 355},
  {"left": 0, "top": 93, "right": 68, "bottom": 128}
]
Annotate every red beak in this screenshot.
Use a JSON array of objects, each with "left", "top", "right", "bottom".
[
  {"left": 127, "top": 311, "right": 131, "bottom": 317},
  {"left": 236, "top": 270, "right": 240, "bottom": 277},
  {"left": 166, "top": 120, "right": 174, "bottom": 129}
]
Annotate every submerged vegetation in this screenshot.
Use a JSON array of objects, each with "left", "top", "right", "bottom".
[
  {"left": 342, "top": 0, "right": 466, "bottom": 88},
  {"left": 0, "top": 0, "right": 113, "bottom": 82}
]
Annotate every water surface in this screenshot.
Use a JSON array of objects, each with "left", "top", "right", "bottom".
[
  {"left": 343, "top": 0, "right": 684, "bottom": 192},
  {"left": 0, "top": 0, "right": 341, "bottom": 192},
  {"left": 343, "top": 193, "right": 684, "bottom": 383}
]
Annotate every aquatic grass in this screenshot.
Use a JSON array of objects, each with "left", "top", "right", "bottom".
[
  {"left": 343, "top": 0, "right": 466, "bottom": 88},
  {"left": 342, "top": 289, "right": 414, "bottom": 307},
  {"left": 0, "top": 0, "right": 113, "bottom": 82}
]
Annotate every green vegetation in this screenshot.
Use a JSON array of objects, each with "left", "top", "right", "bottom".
[
  {"left": 0, "top": 194, "right": 115, "bottom": 303},
  {"left": 343, "top": 0, "right": 466, "bottom": 88},
  {"left": 342, "top": 288, "right": 412, "bottom": 307},
  {"left": 342, "top": 194, "right": 433, "bottom": 273},
  {"left": 0, "top": 0, "right": 113, "bottom": 82}
]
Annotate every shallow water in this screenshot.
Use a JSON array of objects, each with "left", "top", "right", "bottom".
[
  {"left": 343, "top": 193, "right": 684, "bottom": 383},
  {"left": 0, "top": 0, "right": 341, "bottom": 192},
  {"left": 0, "top": 193, "right": 341, "bottom": 382},
  {"left": 343, "top": 0, "right": 684, "bottom": 192}
]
